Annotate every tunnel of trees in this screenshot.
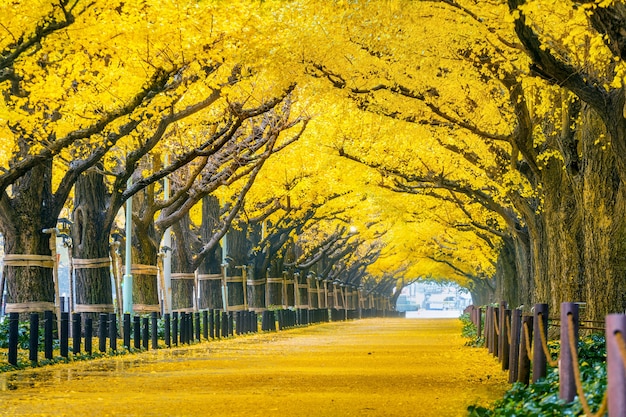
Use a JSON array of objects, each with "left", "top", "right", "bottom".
[{"left": 1, "top": 0, "right": 626, "bottom": 323}]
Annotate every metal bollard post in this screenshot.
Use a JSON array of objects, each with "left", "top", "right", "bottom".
[
  {"left": 606, "top": 314, "right": 626, "bottom": 416},
  {"left": 85, "top": 318, "right": 93, "bottom": 355},
  {"left": 172, "top": 312, "right": 178, "bottom": 346},
  {"left": 60, "top": 312, "right": 69, "bottom": 357},
  {"left": 44, "top": 310, "right": 53, "bottom": 360},
  {"left": 109, "top": 313, "right": 117, "bottom": 351},
  {"left": 202, "top": 311, "right": 208, "bottom": 340},
  {"left": 164, "top": 313, "right": 171, "bottom": 347},
  {"left": 98, "top": 313, "right": 107, "bottom": 353},
  {"left": 533, "top": 303, "right": 549, "bottom": 383},
  {"left": 559, "top": 302, "right": 579, "bottom": 402},
  {"left": 8, "top": 312, "right": 19, "bottom": 366},
  {"left": 142, "top": 317, "right": 149, "bottom": 350},
  {"left": 209, "top": 310, "right": 215, "bottom": 339},
  {"left": 123, "top": 313, "right": 131, "bottom": 349},
  {"left": 133, "top": 316, "right": 141, "bottom": 349},
  {"left": 29, "top": 313, "right": 39, "bottom": 363},
  {"left": 72, "top": 313, "right": 81, "bottom": 354},
  {"left": 151, "top": 312, "right": 158, "bottom": 349},
  {"left": 195, "top": 313, "right": 201, "bottom": 341}
]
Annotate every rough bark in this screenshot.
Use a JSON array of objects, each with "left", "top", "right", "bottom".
[
  {"left": 197, "top": 195, "right": 223, "bottom": 310},
  {"left": 72, "top": 168, "right": 114, "bottom": 322},
  {"left": 1, "top": 160, "right": 57, "bottom": 316}
]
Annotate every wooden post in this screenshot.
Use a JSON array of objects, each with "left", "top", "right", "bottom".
[
  {"left": 508, "top": 308, "right": 522, "bottom": 383},
  {"left": 532, "top": 303, "right": 549, "bottom": 383},
  {"left": 492, "top": 307, "right": 499, "bottom": 358},
  {"left": 501, "top": 309, "right": 511, "bottom": 371},
  {"left": 559, "top": 302, "right": 579, "bottom": 402},
  {"left": 606, "top": 314, "right": 626, "bottom": 416},
  {"left": 498, "top": 301, "right": 507, "bottom": 361},
  {"left": 486, "top": 306, "right": 492, "bottom": 354},
  {"left": 202, "top": 311, "right": 208, "bottom": 340},
  {"left": 518, "top": 315, "right": 532, "bottom": 385}
]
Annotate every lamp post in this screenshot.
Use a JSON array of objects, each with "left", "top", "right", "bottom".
[{"left": 122, "top": 178, "right": 133, "bottom": 314}]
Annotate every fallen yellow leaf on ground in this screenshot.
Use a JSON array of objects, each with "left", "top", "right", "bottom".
[{"left": 0, "top": 318, "right": 507, "bottom": 416}]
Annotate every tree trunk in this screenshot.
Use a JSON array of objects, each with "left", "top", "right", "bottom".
[
  {"left": 2, "top": 161, "right": 57, "bottom": 316},
  {"left": 225, "top": 221, "right": 247, "bottom": 310},
  {"left": 170, "top": 213, "right": 197, "bottom": 312},
  {"left": 72, "top": 168, "right": 115, "bottom": 323},
  {"left": 197, "top": 195, "right": 224, "bottom": 310},
  {"left": 130, "top": 190, "right": 160, "bottom": 314}
]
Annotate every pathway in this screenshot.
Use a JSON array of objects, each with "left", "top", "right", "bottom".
[{"left": 0, "top": 318, "right": 507, "bottom": 416}]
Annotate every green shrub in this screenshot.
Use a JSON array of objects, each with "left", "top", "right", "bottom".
[{"left": 468, "top": 334, "right": 607, "bottom": 416}]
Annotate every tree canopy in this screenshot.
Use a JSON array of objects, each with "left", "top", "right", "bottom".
[{"left": 2, "top": 0, "right": 626, "bottom": 318}]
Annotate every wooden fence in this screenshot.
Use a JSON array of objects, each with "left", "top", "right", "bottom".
[{"left": 467, "top": 302, "right": 626, "bottom": 416}]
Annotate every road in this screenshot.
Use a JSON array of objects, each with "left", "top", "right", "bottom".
[{"left": 0, "top": 318, "right": 507, "bottom": 416}]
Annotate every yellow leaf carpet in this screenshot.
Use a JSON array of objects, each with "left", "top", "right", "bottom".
[{"left": 0, "top": 318, "right": 507, "bottom": 416}]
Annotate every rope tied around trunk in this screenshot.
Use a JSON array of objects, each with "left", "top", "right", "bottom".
[
  {"left": 566, "top": 313, "right": 608, "bottom": 417},
  {"left": 537, "top": 313, "right": 559, "bottom": 367}
]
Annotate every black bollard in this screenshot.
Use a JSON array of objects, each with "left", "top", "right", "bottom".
[
  {"left": 209, "top": 310, "right": 215, "bottom": 339},
  {"left": 228, "top": 312, "right": 234, "bottom": 337},
  {"left": 172, "top": 312, "right": 179, "bottom": 346},
  {"left": 202, "top": 311, "right": 208, "bottom": 340},
  {"left": 195, "top": 313, "right": 201, "bottom": 341},
  {"left": 72, "top": 313, "right": 81, "bottom": 354},
  {"left": 123, "top": 313, "right": 131, "bottom": 349},
  {"left": 180, "top": 313, "right": 186, "bottom": 345},
  {"left": 164, "top": 313, "right": 171, "bottom": 348},
  {"left": 133, "top": 316, "right": 141, "bottom": 349},
  {"left": 44, "top": 310, "right": 54, "bottom": 360},
  {"left": 142, "top": 317, "right": 149, "bottom": 350},
  {"left": 60, "top": 312, "right": 69, "bottom": 357},
  {"left": 8, "top": 312, "right": 19, "bottom": 366},
  {"left": 29, "top": 313, "right": 39, "bottom": 363},
  {"left": 221, "top": 312, "right": 228, "bottom": 338},
  {"left": 98, "top": 313, "right": 107, "bottom": 353},
  {"left": 215, "top": 311, "right": 221, "bottom": 339},
  {"left": 151, "top": 312, "right": 158, "bottom": 350},
  {"left": 109, "top": 313, "right": 117, "bottom": 351},
  {"left": 85, "top": 318, "right": 93, "bottom": 355},
  {"left": 236, "top": 311, "right": 242, "bottom": 335}
]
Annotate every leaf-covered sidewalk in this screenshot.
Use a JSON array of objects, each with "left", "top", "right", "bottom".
[{"left": 0, "top": 318, "right": 507, "bottom": 417}]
